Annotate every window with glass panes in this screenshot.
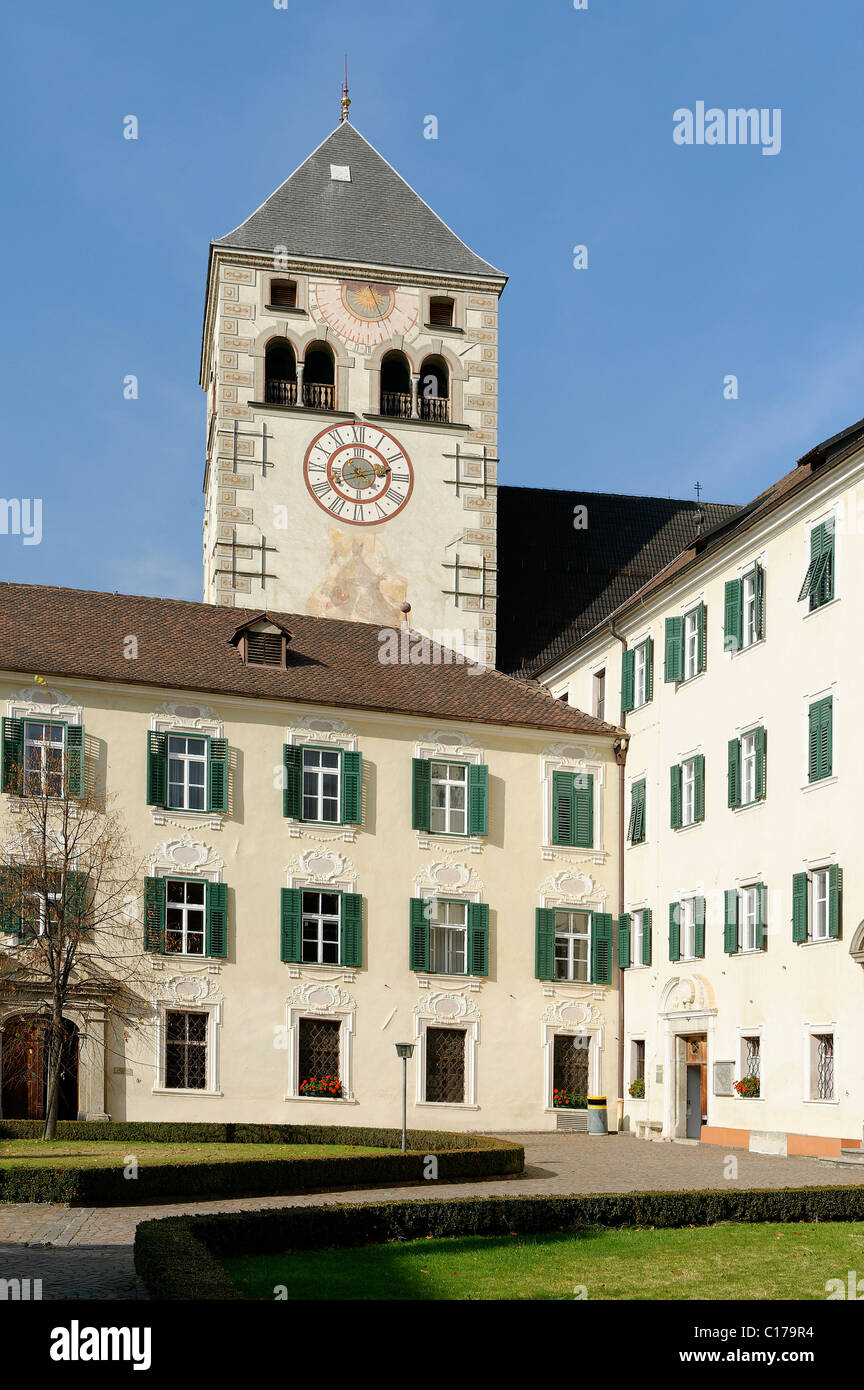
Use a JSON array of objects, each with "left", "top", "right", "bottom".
[
  {"left": 165, "top": 879, "right": 206, "bottom": 956},
  {"left": 554, "top": 909, "right": 590, "bottom": 982},
  {"left": 302, "top": 748, "right": 340, "bottom": 823},
  {"left": 429, "top": 899, "right": 467, "bottom": 974},
  {"left": 633, "top": 1039, "right": 646, "bottom": 1083},
  {"left": 742, "top": 570, "right": 758, "bottom": 647},
  {"left": 167, "top": 735, "right": 207, "bottom": 811},
  {"left": 23, "top": 721, "right": 65, "bottom": 797},
  {"left": 681, "top": 758, "right": 697, "bottom": 826},
  {"left": 634, "top": 642, "right": 648, "bottom": 707},
  {"left": 683, "top": 609, "right": 700, "bottom": 679},
  {"left": 810, "top": 869, "right": 830, "bottom": 941},
  {"left": 164, "top": 1010, "right": 207, "bottom": 1089},
  {"left": 632, "top": 911, "right": 646, "bottom": 966},
  {"left": 740, "top": 731, "right": 757, "bottom": 804},
  {"left": 429, "top": 761, "right": 467, "bottom": 835},
  {"left": 301, "top": 891, "right": 341, "bottom": 965},
  {"left": 680, "top": 898, "right": 697, "bottom": 958},
  {"left": 740, "top": 886, "right": 760, "bottom": 952},
  {"left": 23, "top": 890, "right": 61, "bottom": 936}
]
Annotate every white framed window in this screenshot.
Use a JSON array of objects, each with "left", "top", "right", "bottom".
[
  {"left": 593, "top": 669, "right": 606, "bottom": 721},
  {"left": 23, "top": 890, "right": 61, "bottom": 937},
  {"left": 680, "top": 898, "right": 697, "bottom": 959},
  {"left": 302, "top": 747, "right": 340, "bottom": 823},
  {"left": 301, "top": 890, "right": 341, "bottom": 965},
  {"left": 554, "top": 909, "right": 590, "bottom": 983},
  {"left": 810, "top": 868, "right": 830, "bottom": 941},
  {"left": 630, "top": 1038, "right": 646, "bottom": 1087},
  {"left": 683, "top": 609, "right": 700, "bottom": 680},
  {"left": 23, "top": 721, "right": 65, "bottom": 798},
  {"left": 631, "top": 911, "right": 647, "bottom": 967},
  {"left": 633, "top": 644, "right": 647, "bottom": 708},
  {"left": 740, "top": 885, "right": 760, "bottom": 952},
  {"left": 742, "top": 570, "right": 757, "bottom": 648},
  {"left": 164, "top": 1009, "right": 208, "bottom": 1090},
  {"left": 167, "top": 735, "right": 207, "bottom": 812},
  {"left": 810, "top": 1031, "right": 835, "bottom": 1101},
  {"left": 741, "top": 731, "right": 757, "bottom": 805},
  {"left": 682, "top": 758, "right": 697, "bottom": 826},
  {"left": 165, "top": 879, "right": 206, "bottom": 957},
  {"left": 430, "top": 898, "right": 467, "bottom": 974},
  {"left": 430, "top": 761, "right": 467, "bottom": 836}
]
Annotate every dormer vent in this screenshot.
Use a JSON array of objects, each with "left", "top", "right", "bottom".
[{"left": 230, "top": 615, "right": 293, "bottom": 669}]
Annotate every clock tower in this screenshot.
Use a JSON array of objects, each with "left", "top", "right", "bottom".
[{"left": 200, "top": 119, "right": 506, "bottom": 668}]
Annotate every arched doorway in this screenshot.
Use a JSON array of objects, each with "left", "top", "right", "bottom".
[{"left": 1, "top": 1014, "right": 79, "bottom": 1120}]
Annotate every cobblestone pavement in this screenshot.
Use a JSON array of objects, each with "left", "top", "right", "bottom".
[{"left": 2, "top": 1133, "right": 862, "bottom": 1300}]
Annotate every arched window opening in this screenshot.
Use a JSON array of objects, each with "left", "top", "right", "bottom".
[
  {"left": 419, "top": 355, "right": 450, "bottom": 423},
  {"left": 264, "top": 339, "right": 297, "bottom": 406},
  {"left": 380, "top": 351, "right": 411, "bottom": 419},
  {"left": 303, "top": 343, "right": 335, "bottom": 410}
]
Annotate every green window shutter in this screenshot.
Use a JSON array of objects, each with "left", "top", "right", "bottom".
[
  {"left": 552, "top": 770, "right": 575, "bottom": 847},
  {"left": 283, "top": 744, "right": 302, "bottom": 819},
  {"left": 724, "top": 889, "right": 739, "bottom": 954},
  {"left": 754, "top": 726, "right": 767, "bottom": 800},
  {"left": 411, "top": 758, "right": 431, "bottom": 832},
  {"left": 573, "top": 773, "right": 594, "bottom": 848},
  {"left": 822, "top": 525, "right": 835, "bottom": 603},
  {"left": 1, "top": 718, "right": 23, "bottom": 795},
  {"left": 664, "top": 616, "right": 684, "bottom": 683},
  {"left": 65, "top": 870, "right": 89, "bottom": 932},
  {"left": 207, "top": 738, "right": 229, "bottom": 814},
  {"left": 144, "top": 876, "right": 166, "bottom": 953},
  {"left": 467, "top": 902, "right": 489, "bottom": 976},
  {"left": 621, "top": 649, "right": 635, "bottom": 714},
  {"left": 146, "top": 732, "right": 167, "bottom": 808},
  {"left": 644, "top": 637, "right": 654, "bottom": 702},
  {"left": 341, "top": 751, "right": 363, "bottom": 825},
  {"left": 0, "top": 865, "right": 22, "bottom": 933},
  {"left": 280, "top": 887, "right": 302, "bottom": 963},
  {"left": 693, "top": 896, "right": 706, "bottom": 958},
  {"left": 641, "top": 908, "right": 653, "bottom": 965},
  {"left": 66, "top": 725, "right": 85, "bottom": 797},
  {"left": 409, "top": 897, "right": 430, "bottom": 971},
  {"left": 617, "top": 913, "right": 631, "bottom": 970},
  {"left": 535, "top": 907, "right": 556, "bottom": 980},
  {"left": 808, "top": 699, "right": 832, "bottom": 781},
  {"left": 628, "top": 779, "right": 645, "bottom": 844},
  {"left": 693, "top": 754, "right": 705, "bottom": 823},
  {"left": 828, "top": 865, "right": 842, "bottom": 940},
  {"left": 792, "top": 872, "right": 808, "bottom": 943},
  {"left": 727, "top": 738, "right": 741, "bottom": 808},
  {"left": 754, "top": 883, "right": 767, "bottom": 951},
  {"left": 724, "top": 579, "right": 743, "bottom": 653},
  {"left": 668, "top": 902, "right": 680, "bottom": 962},
  {"left": 670, "top": 763, "right": 682, "bottom": 829},
  {"left": 696, "top": 604, "right": 707, "bottom": 673},
  {"left": 467, "top": 763, "right": 489, "bottom": 837},
  {"left": 754, "top": 562, "right": 765, "bottom": 639},
  {"left": 341, "top": 892, "right": 363, "bottom": 967},
  {"left": 590, "top": 912, "right": 613, "bottom": 984},
  {"left": 799, "top": 524, "right": 834, "bottom": 606},
  {"left": 206, "top": 881, "right": 228, "bottom": 959}
]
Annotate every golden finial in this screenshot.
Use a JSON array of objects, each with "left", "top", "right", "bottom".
[{"left": 340, "top": 55, "right": 351, "bottom": 124}]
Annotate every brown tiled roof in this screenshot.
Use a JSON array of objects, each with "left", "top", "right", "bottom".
[
  {"left": 534, "top": 413, "right": 864, "bottom": 669},
  {"left": 0, "top": 584, "right": 619, "bottom": 737}
]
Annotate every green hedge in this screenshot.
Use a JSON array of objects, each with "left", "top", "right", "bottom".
[
  {"left": 136, "top": 1186, "right": 864, "bottom": 1300},
  {"left": 0, "top": 1121, "right": 523, "bottom": 1204}
]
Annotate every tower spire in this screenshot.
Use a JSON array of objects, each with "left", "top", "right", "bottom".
[{"left": 340, "top": 56, "right": 351, "bottom": 124}]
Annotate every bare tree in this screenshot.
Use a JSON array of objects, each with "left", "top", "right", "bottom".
[{"left": 0, "top": 741, "right": 150, "bottom": 1140}]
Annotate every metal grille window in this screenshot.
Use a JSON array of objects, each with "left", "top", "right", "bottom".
[
  {"left": 633, "top": 1039, "right": 646, "bottom": 1083},
  {"left": 23, "top": 722, "right": 65, "bottom": 797},
  {"left": 744, "top": 1035, "right": 761, "bottom": 1079},
  {"left": 553, "top": 1033, "right": 589, "bottom": 1098},
  {"left": 298, "top": 1017, "right": 340, "bottom": 1086},
  {"left": 429, "top": 762, "right": 467, "bottom": 835},
  {"left": 301, "top": 891, "right": 340, "bottom": 965},
  {"left": 302, "top": 748, "right": 340, "bottom": 823},
  {"left": 164, "top": 1010, "right": 207, "bottom": 1090},
  {"left": 430, "top": 899, "right": 467, "bottom": 974},
  {"left": 165, "top": 879, "right": 206, "bottom": 956},
  {"left": 167, "top": 736, "right": 207, "bottom": 811},
  {"left": 811, "top": 869, "right": 830, "bottom": 940},
  {"left": 425, "top": 1026, "right": 465, "bottom": 1103},
  {"left": 814, "top": 1033, "right": 834, "bottom": 1099},
  {"left": 554, "top": 910, "right": 590, "bottom": 982}
]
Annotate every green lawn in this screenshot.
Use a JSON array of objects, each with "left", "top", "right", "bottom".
[
  {"left": 224, "top": 1222, "right": 864, "bottom": 1300},
  {"left": 0, "top": 1140, "right": 390, "bottom": 1169}
]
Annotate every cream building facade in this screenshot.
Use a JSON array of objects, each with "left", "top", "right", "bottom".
[{"left": 541, "top": 417, "right": 864, "bottom": 1158}]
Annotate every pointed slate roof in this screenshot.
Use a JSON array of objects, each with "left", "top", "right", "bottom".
[{"left": 214, "top": 122, "right": 503, "bottom": 279}]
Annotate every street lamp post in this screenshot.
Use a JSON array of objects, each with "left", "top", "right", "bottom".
[{"left": 395, "top": 1043, "right": 415, "bottom": 1152}]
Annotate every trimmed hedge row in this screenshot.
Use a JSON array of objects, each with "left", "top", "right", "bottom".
[
  {"left": 0, "top": 1121, "right": 523, "bottom": 1204},
  {"left": 136, "top": 1185, "right": 864, "bottom": 1300}
]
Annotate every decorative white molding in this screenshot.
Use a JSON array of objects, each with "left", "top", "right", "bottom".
[
  {"left": 540, "top": 996, "right": 603, "bottom": 1030},
  {"left": 283, "top": 984, "right": 357, "bottom": 1101},
  {"left": 150, "top": 810, "right": 224, "bottom": 832},
  {"left": 286, "top": 717, "right": 357, "bottom": 749},
  {"left": 413, "top": 991, "right": 481, "bottom": 1023},
  {"left": 285, "top": 982, "right": 356, "bottom": 1015},
  {"left": 659, "top": 973, "right": 716, "bottom": 1016},
  {"left": 151, "top": 972, "right": 224, "bottom": 1007},
  {"left": 8, "top": 685, "right": 81, "bottom": 722},
  {"left": 286, "top": 848, "right": 356, "bottom": 887},
  {"left": 540, "top": 868, "right": 600, "bottom": 904},
  {"left": 544, "top": 742, "right": 602, "bottom": 764},
  {"left": 417, "top": 729, "right": 480, "bottom": 756},
  {"left": 154, "top": 701, "right": 218, "bottom": 728},
  {"left": 413, "top": 861, "right": 483, "bottom": 896},
  {"left": 148, "top": 834, "right": 223, "bottom": 876}
]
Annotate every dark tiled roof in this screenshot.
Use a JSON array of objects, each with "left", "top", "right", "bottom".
[
  {"left": 496, "top": 487, "right": 740, "bottom": 676},
  {"left": 0, "top": 584, "right": 618, "bottom": 737},
  {"left": 214, "top": 123, "right": 504, "bottom": 280}
]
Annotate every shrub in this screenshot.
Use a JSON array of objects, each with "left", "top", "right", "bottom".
[
  {"left": 629, "top": 1078, "right": 645, "bottom": 1099},
  {"left": 734, "top": 1075, "right": 760, "bottom": 1098}
]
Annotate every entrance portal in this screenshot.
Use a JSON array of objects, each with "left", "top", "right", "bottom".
[
  {"left": 684, "top": 1034, "right": 707, "bottom": 1139},
  {"left": 1, "top": 1015, "right": 79, "bottom": 1120}
]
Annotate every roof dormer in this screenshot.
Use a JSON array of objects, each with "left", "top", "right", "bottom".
[{"left": 229, "top": 614, "right": 293, "bottom": 669}]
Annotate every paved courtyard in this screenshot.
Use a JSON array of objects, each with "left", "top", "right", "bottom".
[{"left": 2, "top": 1132, "right": 863, "bottom": 1300}]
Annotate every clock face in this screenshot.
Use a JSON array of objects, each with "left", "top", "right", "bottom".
[
  {"left": 303, "top": 423, "right": 414, "bottom": 526},
  {"left": 312, "top": 279, "right": 418, "bottom": 349}
]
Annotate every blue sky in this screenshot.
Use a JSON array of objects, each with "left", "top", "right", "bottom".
[{"left": 2, "top": 0, "right": 863, "bottom": 598}]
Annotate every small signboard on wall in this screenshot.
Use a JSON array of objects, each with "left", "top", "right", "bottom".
[{"left": 713, "top": 1061, "right": 735, "bottom": 1096}]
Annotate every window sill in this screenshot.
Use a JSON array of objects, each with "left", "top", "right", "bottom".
[
  {"left": 802, "top": 596, "right": 839, "bottom": 621},
  {"left": 675, "top": 669, "right": 707, "bottom": 690},
  {"left": 801, "top": 775, "right": 837, "bottom": 793},
  {"left": 417, "top": 832, "right": 484, "bottom": 854},
  {"left": 151, "top": 1088, "right": 223, "bottom": 1098},
  {"left": 265, "top": 305, "right": 307, "bottom": 316},
  {"left": 672, "top": 820, "right": 704, "bottom": 833},
  {"left": 288, "top": 1094, "right": 357, "bottom": 1105},
  {"left": 249, "top": 401, "right": 354, "bottom": 420},
  {"left": 417, "top": 974, "right": 481, "bottom": 991},
  {"left": 423, "top": 323, "right": 464, "bottom": 334},
  {"left": 416, "top": 1101, "right": 480, "bottom": 1111},
  {"left": 798, "top": 936, "right": 838, "bottom": 948},
  {"left": 362, "top": 413, "right": 469, "bottom": 433},
  {"left": 729, "top": 637, "right": 765, "bottom": 659},
  {"left": 732, "top": 798, "right": 765, "bottom": 815},
  {"left": 803, "top": 1097, "right": 838, "bottom": 1106},
  {"left": 151, "top": 808, "right": 225, "bottom": 831}
]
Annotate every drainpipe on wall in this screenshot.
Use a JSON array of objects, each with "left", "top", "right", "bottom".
[{"left": 609, "top": 620, "right": 629, "bottom": 1136}]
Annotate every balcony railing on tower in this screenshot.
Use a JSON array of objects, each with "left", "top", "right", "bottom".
[
  {"left": 264, "top": 380, "right": 335, "bottom": 410},
  {"left": 381, "top": 392, "right": 449, "bottom": 423}
]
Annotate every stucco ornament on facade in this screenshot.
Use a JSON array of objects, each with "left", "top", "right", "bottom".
[
  {"left": 660, "top": 974, "right": 715, "bottom": 1015},
  {"left": 154, "top": 700, "right": 217, "bottom": 728},
  {"left": 148, "top": 835, "right": 223, "bottom": 875},
  {"left": 540, "top": 867, "right": 599, "bottom": 904},
  {"left": 285, "top": 981, "right": 356, "bottom": 1016},
  {"left": 413, "top": 991, "right": 480, "bottom": 1023},
  {"left": 541, "top": 997, "right": 603, "bottom": 1030},
  {"left": 151, "top": 972, "right": 224, "bottom": 1007},
  {"left": 287, "top": 849, "right": 356, "bottom": 885},
  {"left": 413, "top": 861, "right": 483, "bottom": 896}
]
